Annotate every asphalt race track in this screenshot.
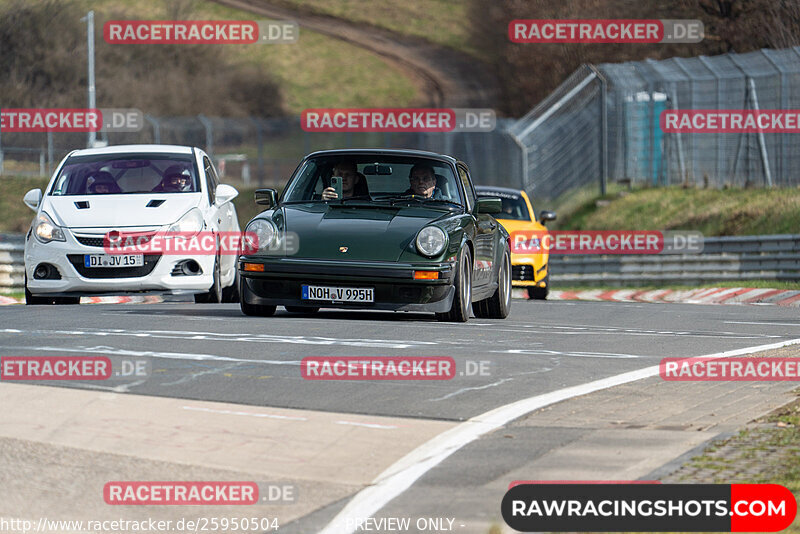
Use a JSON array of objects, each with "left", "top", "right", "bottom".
[
  {"left": 1, "top": 300, "right": 797, "bottom": 418},
  {"left": 1, "top": 299, "right": 799, "bottom": 532}
]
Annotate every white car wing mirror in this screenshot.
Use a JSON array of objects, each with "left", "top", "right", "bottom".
[
  {"left": 215, "top": 184, "right": 238, "bottom": 205},
  {"left": 23, "top": 189, "right": 42, "bottom": 211}
]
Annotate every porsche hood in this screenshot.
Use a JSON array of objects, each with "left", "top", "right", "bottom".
[{"left": 280, "top": 204, "right": 449, "bottom": 261}]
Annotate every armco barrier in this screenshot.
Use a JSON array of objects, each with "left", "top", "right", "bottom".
[
  {"left": 551, "top": 234, "right": 800, "bottom": 286},
  {"left": 0, "top": 233, "right": 25, "bottom": 292},
  {"left": 2, "top": 233, "right": 800, "bottom": 292}
]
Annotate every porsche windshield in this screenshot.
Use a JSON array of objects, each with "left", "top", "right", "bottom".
[
  {"left": 282, "top": 155, "right": 463, "bottom": 205},
  {"left": 50, "top": 154, "right": 199, "bottom": 195}
]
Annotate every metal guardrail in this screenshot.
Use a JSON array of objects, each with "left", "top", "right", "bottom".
[
  {"left": 551, "top": 234, "right": 800, "bottom": 285},
  {"left": 2, "top": 233, "right": 800, "bottom": 293},
  {"left": 0, "top": 233, "right": 25, "bottom": 292}
]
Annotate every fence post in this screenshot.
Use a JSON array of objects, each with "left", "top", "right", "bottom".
[
  {"left": 747, "top": 78, "right": 773, "bottom": 187},
  {"left": 762, "top": 50, "right": 786, "bottom": 186},
  {"left": 250, "top": 117, "right": 264, "bottom": 187},
  {"left": 670, "top": 89, "right": 687, "bottom": 182},
  {"left": 47, "top": 131, "right": 53, "bottom": 176},
  {"left": 697, "top": 56, "right": 722, "bottom": 186},
  {"left": 589, "top": 65, "right": 608, "bottom": 195},
  {"left": 145, "top": 115, "right": 161, "bottom": 144},
  {"left": 197, "top": 114, "right": 213, "bottom": 157},
  {"left": 0, "top": 110, "right": 3, "bottom": 175}
]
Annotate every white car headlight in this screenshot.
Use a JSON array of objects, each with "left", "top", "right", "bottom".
[
  {"left": 245, "top": 219, "right": 278, "bottom": 251},
  {"left": 34, "top": 212, "right": 66, "bottom": 243},
  {"left": 168, "top": 208, "right": 204, "bottom": 235},
  {"left": 416, "top": 226, "right": 447, "bottom": 257}
]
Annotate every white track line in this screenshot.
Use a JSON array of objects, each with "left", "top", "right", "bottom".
[{"left": 319, "top": 337, "right": 800, "bottom": 534}]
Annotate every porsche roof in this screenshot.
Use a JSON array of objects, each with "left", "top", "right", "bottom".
[{"left": 305, "top": 148, "right": 457, "bottom": 164}]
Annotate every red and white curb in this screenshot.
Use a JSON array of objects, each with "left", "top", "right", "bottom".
[
  {"left": 535, "top": 287, "right": 800, "bottom": 307},
  {"left": 3, "top": 288, "right": 799, "bottom": 307},
  {"left": 0, "top": 295, "right": 163, "bottom": 306}
]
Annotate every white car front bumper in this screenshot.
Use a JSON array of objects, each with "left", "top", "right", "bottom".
[{"left": 24, "top": 229, "right": 216, "bottom": 296}]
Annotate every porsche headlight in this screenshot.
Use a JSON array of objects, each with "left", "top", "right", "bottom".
[
  {"left": 168, "top": 208, "right": 204, "bottom": 235},
  {"left": 34, "top": 212, "right": 66, "bottom": 243},
  {"left": 416, "top": 226, "right": 447, "bottom": 257},
  {"left": 245, "top": 219, "right": 278, "bottom": 252}
]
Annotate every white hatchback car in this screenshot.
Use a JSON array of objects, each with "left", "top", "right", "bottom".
[{"left": 23, "top": 144, "right": 240, "bottom": 305}]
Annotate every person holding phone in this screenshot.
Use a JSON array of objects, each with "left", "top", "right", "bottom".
[{"left": 321, "top": 160, "right": 366, "bottom": 200}]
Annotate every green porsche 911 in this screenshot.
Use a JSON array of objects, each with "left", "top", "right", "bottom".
[{"left": 238, "top": 149, "right": 511, "bottom": 322}]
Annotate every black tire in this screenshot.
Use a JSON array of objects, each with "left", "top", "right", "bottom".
[
  {"left": 221, "top": 264, "right": 240, "bottom": 303},
  {"left": 195, "top": 256, "right": 222, "bottom": 303},
  {"left": 239, "top": 276, "right": 277, "bottom": 317},
  {"left": 24, "top": 275, "right": 72, "bottom": 305},
  {"left": 436, "top": 246, "right": 472, "bottom": 323},
  {"left": 527, "top": 273, "right": 549, "bottom": 300},
  {"left": 285, "top": 306, "right": 320, "bottom": 314},
  {"left": 475, "top": 248, "right": 511, "bottom": 319}
]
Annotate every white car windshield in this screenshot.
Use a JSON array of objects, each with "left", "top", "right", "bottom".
[{"left": 50, "top": 154, "right": 199, "bottom": 195}]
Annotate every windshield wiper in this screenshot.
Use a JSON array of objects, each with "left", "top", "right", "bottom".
[
  {"left": 372, "top": 194, "right": 461, "bottom": 209},
  {"left": 417, "top": 198, "right": 463, "bottom": 209}
]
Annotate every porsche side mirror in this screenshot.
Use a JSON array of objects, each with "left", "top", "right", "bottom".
[
  {"left": 23, "top": 189, "right": 42, "bottom": 211},
  {"left": 255, "top": 188, "right": 278, "bottom": 208},
  {"left": 476, "top": 197, "right": 502, "bottom": 214},
  {"left": 539, "top": 210, "right": 557, "bottom": 224}
]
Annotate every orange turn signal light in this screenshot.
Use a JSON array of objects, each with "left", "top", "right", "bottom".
[
  {"left": 413, "top": 270, "right": 439, "bottom": 280},
  {"left": 243, "top": 263, "right": 265, "bottom": 272}
]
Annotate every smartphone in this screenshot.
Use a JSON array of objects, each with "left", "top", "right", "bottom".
[{"left": 330, "top": 176, "right": 343, "bottom": 199}]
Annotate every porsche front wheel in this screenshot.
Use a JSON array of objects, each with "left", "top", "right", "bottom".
[{"left": 436, "top": 246, "right": 472, "bottom": 323}]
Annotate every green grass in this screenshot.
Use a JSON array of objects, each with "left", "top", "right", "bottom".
[
  {"left": 264, "top": 0, "right": 479, "bottom": 58},
  {"left": 554, "top": 186, "right": 800, "bottom": 236},
  {"left": 672, "top": 396, "right": 800, "bottom": 533},
  {"left": 79, "top": 0, "right": 417, "bottom": 113},
  {"left": 0, "top": 176, "right": 49, "bottom": 234}
]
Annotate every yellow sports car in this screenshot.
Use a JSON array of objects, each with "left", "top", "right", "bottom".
[{"left": 475, "top": 186, "right": 555, "bottom": 299}]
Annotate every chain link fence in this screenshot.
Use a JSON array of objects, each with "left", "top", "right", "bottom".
[
  {"left": 0, "top": 116, "right": 521, "bottom": 190},
  {"left": 508, "top": 46, "right": 800, "bottom": 202},
  {"left": 5, "top": 46, "right": 799, "bottom": 202}
]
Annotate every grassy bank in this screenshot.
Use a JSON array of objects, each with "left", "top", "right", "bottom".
[
  {"left": 555, "top": 186, "right": 800, "bottom": 236},
  {"left": 263, "top": 0, "right": 479, "bottom": 59},
  {"left": 0, "top": 0, "right": 416, "bottom": 116},
  {"left": 666, "top": 392, "right": 800, "bottom": 533}
]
